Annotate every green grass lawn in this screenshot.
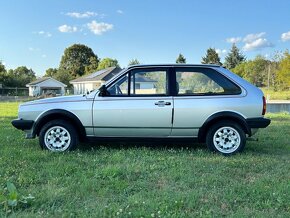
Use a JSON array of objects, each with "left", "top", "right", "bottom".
[
  {"left": 261, "top": 88, "right": 290, "bottom": 100},
  {"left": 0, "top": 103, "right": 290, "bottom": 217}
]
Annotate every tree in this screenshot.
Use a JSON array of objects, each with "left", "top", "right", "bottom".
[
  {"left": 85, "top": 56, "right": 99, "bottom": 74},
  {"left": 59, "top": 44, "right": 99, "bottom": 77},
  {"left": 97, "top": 58, "right": 119, "bottom": 70},
  {"left": 44, "top": 68, "right": 58, "bottom": 77},
  {"left": 0, "top": 61, "right": 6, "bottom": 73},
  {"left": 224, "top": 44, "right": 245, "bottom": 69},
  {"left": 201, "top": 48, "right": 222, "bottom": 65},
  {"left": 0, "top": 61, "right": 8, "bottom": 86},
  {"left": 269, "top": 52, "right": 283, "bottom": 90},
  {"left": 44, "top": 68, "right": 73, "bottom": 87},
  {"left": 128, "top": 58, "right": 140, "bottom": 66},
  {"left": 54, "top": 69, "right": 74, "bottom": 87},
  {"left": 232, "top": 55, "right": 269, "bottom": 87},
  {"left": 276, "top": 51, "right": 290, "bottom": 90},
  {"left": 3, "top": 66, "right": 36, "bottom": 87},
  {"left": 176, "top": 53, "right": 186, "bottom": 63}
]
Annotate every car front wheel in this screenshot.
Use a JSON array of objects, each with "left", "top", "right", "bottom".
[
  {"left": 206, "top": 121, "right": 246, "bottom": 155},
  {"left": 39, "top": 120, "right": 78, "bottom": 152}
]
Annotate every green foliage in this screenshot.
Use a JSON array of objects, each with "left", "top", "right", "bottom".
[
  {"left": 54, "top": 69, "right": 74, "bottom": 87},
  {"left": 6, "top": 182, "right": 18, "bottom": 207},
  {"left": 276, "top": 51, "right": 290, "bottom": 90},
  {"left": 261, "top": 88, "right": 290, "bottom": 100},
  {"left": 224, "top": 44, "right": 245, "bottom": 69},
  {"left": 201, "top": 48, "right": 222, "bottom": 65},
  {"left": 1, "top": 181, "right": 35, "bottom": 213},
  {"left": 142, "top": 71, "right": 166, "bottom": 93},
  {"left": 4, "top": 66, "right": 36, "bottom": 87},
  {"left": 44, "top": 68, "right": 58, "bottom": 77},
  {"left": 179, "top": 73, "right": 223, "bottom": 93},
  {"left": 0, "top": 63, "right": 36, "bottom": 87},
  {"left": 128, "top": 58, "right": 140, "bottom": 66},
  {"left": 0, "top": 62, "right": 8, "bottom": 86},
  {"left": 85, "top": 56, "right": 99, "bottom": 74},
  {"left": 231, "top": 62, "right": 243, "bottom": 77},
  {"left": 176, "top": 53, "right": 186, "bottom": 64},
  {"left": 0, "top": 61, "right": 6, "bottom": 73},
  {"left": 97, "top": 58, "right": 119, "bottom": 70},
  {"left": 43, "top": 68, "right": 73, "bottom": 87},
  {"left": 59, "top": 44, "right": 99, "bottom": 77},
  {"left": 232, "top": 55, "right": 270, "bottom": 87}
]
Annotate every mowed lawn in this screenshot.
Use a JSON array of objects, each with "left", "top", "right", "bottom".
[{"left": 0, "top": 102, "right": 289, "bottom": 217}]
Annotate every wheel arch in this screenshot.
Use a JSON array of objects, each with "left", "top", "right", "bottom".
[
  {"left": 198, "top": 111, "right": 251, "bottom": 142},
  {"left": 33, "top": 109, "right": 86, "bottom": 141}
]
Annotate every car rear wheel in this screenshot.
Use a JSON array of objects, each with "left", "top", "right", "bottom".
[
  {"left": 39, "top": 119, "right": 78, "bottom": 152},
  {"left": 206, "top": 121, "right": 246, "bottom": 155}
]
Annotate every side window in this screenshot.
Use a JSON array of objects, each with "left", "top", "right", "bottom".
[
  {"left": 176, "top": 68, "right": 241, "bottom": 95},
  {"left": 107, "top": 74, "right": 129, "bottom": 96},
  {"left": 130, "top": 70, "right": 167, "bottom": 95}
]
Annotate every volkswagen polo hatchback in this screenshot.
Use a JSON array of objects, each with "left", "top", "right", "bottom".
[{"left": 12, "top": 64, "right": 271, "bottom": 155}]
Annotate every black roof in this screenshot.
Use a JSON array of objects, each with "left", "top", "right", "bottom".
[{"left": 70, "top": 67, "right": 122, "bottom": 83}]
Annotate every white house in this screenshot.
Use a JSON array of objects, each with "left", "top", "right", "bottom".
[
  {"left": 132, "top": 74, "right": 157, "bottom": 94},
  {"left": 70, "top": 67, "right": 122, "bottom": 95},
  {"left": 26, "top": 77, "right": 67, "bottom": 97}
]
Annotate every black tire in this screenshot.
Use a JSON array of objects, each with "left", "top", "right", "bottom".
[
  {"left": 39, "top": 119, "right": 78, "bottom": 152},
  {"left": 206, "top": 120, "right": 246, "bottom": 155}
]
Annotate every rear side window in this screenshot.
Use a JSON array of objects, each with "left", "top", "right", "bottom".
[{"left": 175, "top": 67, "right": 241, "bottom": 95}]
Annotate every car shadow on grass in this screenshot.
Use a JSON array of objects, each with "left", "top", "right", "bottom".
[{"left": 78, "top": 138, "right": 206, "bottom": 152}]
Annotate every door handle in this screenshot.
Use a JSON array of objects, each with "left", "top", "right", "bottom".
[{"left": 155, "top": 101, "right": 171, "bottom": 106}]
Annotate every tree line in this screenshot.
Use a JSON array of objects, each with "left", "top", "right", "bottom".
[
  {"left": 0, "top": 43, "right": 289, "bottom": 90},
  {"left": 0, "top": 65, "right": 36, "bottom": 88},
  {"left": 177, "top": 45, "right": 290, "bottom": 91}
]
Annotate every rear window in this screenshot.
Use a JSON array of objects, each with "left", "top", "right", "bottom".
[{"left": 175, "top": 67, "right": 242, "bottom": 96}]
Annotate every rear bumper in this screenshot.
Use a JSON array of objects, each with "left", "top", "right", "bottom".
[
  {"left": 246, "top": 118, "right": 271, "bottom": 128},
  {"left": 11, "top": 119, "right": 34, "bottom": 130}
]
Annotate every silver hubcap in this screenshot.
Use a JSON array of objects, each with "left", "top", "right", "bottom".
[
  {"left": 213, "top": 126, "right": 241, "bottom": 154},
  {"left": 44, "top": 126, "right": 71, "bottom": 151}
]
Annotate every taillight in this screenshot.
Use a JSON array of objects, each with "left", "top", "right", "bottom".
[{"left": 262, "top": 96, "right": 266, "bottom": 115}]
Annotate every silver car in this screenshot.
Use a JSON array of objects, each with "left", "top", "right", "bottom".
[{"left": 12, "top": 64, "right": 270, "bottom": 155}]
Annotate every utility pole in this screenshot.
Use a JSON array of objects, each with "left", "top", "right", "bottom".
[{"left": 267, "top": 63, "right": 270, "bottom": 89}]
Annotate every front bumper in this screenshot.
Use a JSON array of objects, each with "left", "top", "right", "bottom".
[
  {"left": 11, "top": 119, "right": 34, "bottom": 130},
  {"left": 246, "top": 118, "right": 271, "bottom": 128}
]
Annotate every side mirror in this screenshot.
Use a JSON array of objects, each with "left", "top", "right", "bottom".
[{"left": 99, "top": 85, "right": 109, "bottom": 97}]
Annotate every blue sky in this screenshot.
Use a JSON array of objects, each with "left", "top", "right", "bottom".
[{"left": 1, "top": 0, "right": 290, "bottom": 76}]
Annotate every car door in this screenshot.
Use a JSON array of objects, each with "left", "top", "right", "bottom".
[{"left": 92, "top": 67, "right": 173, "bottom": 137}]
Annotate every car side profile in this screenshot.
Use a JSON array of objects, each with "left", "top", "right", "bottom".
[{"left": 12, "top": 64, "right": 271, "bottom": 155}]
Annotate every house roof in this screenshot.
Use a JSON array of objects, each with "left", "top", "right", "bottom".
[
  {"left": 27, "top": 77, "right": 50, "bottom": 85},
  {"left": 70, "top": 67, "right": 122, "bottom": 83},
  {"left": 134, "top": 74, "right": 156, "bottom": 83},
  {"left": 26, "top": 77, "right": 67, "bottom": 87}
]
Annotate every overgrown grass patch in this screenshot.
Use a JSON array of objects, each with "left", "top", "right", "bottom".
[{"left": 0, "top": 102, "right": 289, "bottom": 217}]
